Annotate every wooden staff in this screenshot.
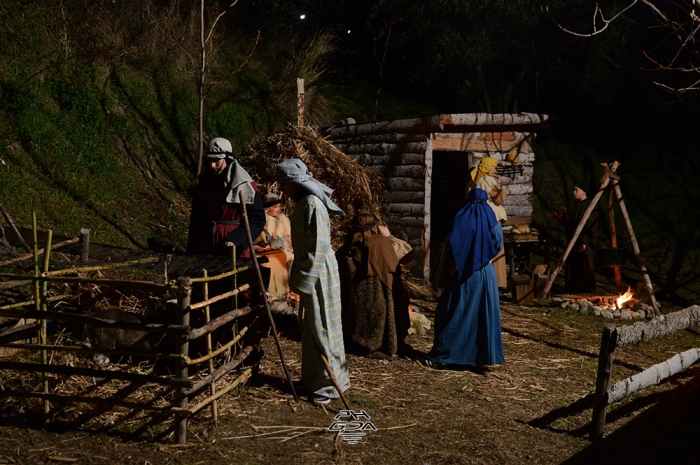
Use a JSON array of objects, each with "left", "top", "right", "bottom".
[
  {"left": 238, "top": 191, "right": 299, "bottom": 402},
  {"left": 319, "top": 351, "right": 351, "bottom": 410}
]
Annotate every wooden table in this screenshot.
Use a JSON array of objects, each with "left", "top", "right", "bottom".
[{"left": 503, "top": 233, "right": 549, "bottom": 277}]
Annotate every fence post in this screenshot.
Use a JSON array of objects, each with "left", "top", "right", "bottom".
[
  {"left": 590, "top": 325, "right": 618, "bottom": 440},
  {"left": 202, "top": 269, "right": 219, "bottom": 421},
  {"left": 80, "top": 228, "right": 90, "bottom": 265},
  {"left": 174, "top": 276, "right": 192, "bottom": 444}
]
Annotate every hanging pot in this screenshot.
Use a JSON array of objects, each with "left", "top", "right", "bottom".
[{"left": 596, "top": 247, "right": 626, "bottom": 267}]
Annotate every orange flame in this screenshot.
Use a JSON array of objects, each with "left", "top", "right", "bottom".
[{"left": 616, "top": 287, "right": 635, "bottom": 309}]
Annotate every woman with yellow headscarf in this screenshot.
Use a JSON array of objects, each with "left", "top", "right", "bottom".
[{"left": 470, "top": 156, "right": 508, "bottom": 288}]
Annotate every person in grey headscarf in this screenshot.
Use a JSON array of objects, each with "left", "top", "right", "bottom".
[
  {"left": 275, "top": 158, "right": 350, "bottom": 405},
  {"left": 186, "top": 137, "right": 265, "bottom": 258}
]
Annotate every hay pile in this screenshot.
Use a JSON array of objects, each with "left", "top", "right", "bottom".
[{"left": 237, "top": 125, "right": 385, "bottom": 248}]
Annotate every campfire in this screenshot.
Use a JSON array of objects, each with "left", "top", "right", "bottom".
[{"left": 551, "top": 286, "right": 654, "bottom": 320}]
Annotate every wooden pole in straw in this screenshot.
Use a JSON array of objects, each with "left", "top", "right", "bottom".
[
  {"left": 297, "top": 78, "right": 305, "bottom": 127},
  {"left": 238, "top": 192, "right": 299, "bottom": 402},
  {"left": 538, "top": 162, "right": 618, "bottom": 303}
]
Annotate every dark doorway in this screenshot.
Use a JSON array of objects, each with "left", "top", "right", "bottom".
[{"left": 429, "top": 151, "right": 473, "bottom": 272}]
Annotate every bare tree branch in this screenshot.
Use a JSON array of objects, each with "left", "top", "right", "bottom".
[
  {"left": 546, "top": 0, "right": 700, "bottom": 93},
  {"left": 205, "top": 1, "right": 239, "bottom": 46},
  {"left": 148, "top": 5, "right": 197, "bottom": 69},
  {"left": 206, "top": 31, "right": 260, "bottom": 98}
]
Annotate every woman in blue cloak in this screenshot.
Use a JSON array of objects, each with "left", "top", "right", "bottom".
[{"left": 425, "top": 188, "right": 505, "bottom": 370}]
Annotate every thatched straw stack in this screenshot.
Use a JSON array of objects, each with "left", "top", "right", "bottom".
[{"left": 238, "top": 125, "right": 385, "bottom": 248}]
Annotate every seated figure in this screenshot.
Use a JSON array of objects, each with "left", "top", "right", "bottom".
[{"left": 336, "top": 211, "right": 411, "bottom": 356}]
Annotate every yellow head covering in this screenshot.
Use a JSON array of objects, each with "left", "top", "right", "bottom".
[{"left": 470, "top": 156, "right": 498, "bottom": 183}]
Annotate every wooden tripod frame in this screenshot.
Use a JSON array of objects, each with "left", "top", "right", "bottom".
[{"left": 537, "top": 162, "right": 661, "bottom": 317}]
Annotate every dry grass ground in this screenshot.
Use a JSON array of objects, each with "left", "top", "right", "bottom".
[{"left": 1, "top": 292, "right": 699, "bottom": 464}]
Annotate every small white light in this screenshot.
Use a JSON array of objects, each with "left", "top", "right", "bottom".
[
  {"left": 347, "top": 29, "right": 351, "bottom": 34},
  {"left": 300, "top": 14, "right": 306, "bottom": 20}
]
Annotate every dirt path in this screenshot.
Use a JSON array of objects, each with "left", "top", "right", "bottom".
[{"left": 1, "top": 300, "right": 699, "bottom": 464}]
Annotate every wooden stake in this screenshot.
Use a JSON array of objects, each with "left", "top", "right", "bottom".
[{"left": 297, "top": 78, "right": 305, "bottom": 127}]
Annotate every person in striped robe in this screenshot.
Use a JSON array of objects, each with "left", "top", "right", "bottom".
[{"left": 275, "top": 159, "right": 350, "bottom": 405}]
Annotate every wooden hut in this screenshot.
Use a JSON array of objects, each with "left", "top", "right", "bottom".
[{"left": 325, "top": 113, "right": 550, "bottom": 280}]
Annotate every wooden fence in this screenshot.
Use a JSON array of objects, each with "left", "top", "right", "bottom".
[
  {"left": 590, "top": 305, "right": 700, "bottom": 439},
  {"left": 0, "top": 230, "right": 267, "bottom": 444}
]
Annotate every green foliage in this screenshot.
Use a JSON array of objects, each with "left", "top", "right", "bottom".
[{"left": 0, "top": 0, "right": 351, "bottom": 251}]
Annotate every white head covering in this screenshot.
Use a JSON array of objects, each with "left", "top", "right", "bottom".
[
  {"left": 275, "top": 159, "right": 345, "bottom": 216},
  {"left": 205, "top": 137, "right": 256, "bottom": 204},
  {"left": 206, "top": 137, "right": 233, "bottom": 159}
]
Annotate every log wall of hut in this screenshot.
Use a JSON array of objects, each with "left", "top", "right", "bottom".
[{"left": 327, "top": 113, "right": 548, "bottom": 280}]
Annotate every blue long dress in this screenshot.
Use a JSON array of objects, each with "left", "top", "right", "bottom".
[{"left": 428, "top": 189, "right": 505, "bottom": 367}]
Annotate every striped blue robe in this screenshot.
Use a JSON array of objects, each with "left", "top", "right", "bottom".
[{"left": 289, "top": 195, "right": 350, "bottom": 398}]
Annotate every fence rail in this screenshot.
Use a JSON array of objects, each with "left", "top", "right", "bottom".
[
  {"left": 590, "top": 305, "right": 700, "bottom": 440},
  {"left": 0, "top": 227, "right": 268, "bottom": 444}
]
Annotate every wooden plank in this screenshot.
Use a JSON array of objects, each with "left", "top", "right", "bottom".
[
  {"left": 386, "top": 203, "right": 425, "bottom": 216},
  {"left": 370, "top": 164, "right": 425, "bottom": 178},
  {"left": 504, "top": 205, "right": 532, "bottom": 217},
  {"left": 342, "top": 142, "right": 427, "bottom": 155},
  {"left": 332, "top": 133, "right": 427, "bottom": 144},
  {"left": 504, "top": 184, "right": 533, "bottom": 195},
  {"left": 327, "top": 115, "right": 444, "bottom": 137},
  {"left": 385, "top": 216, "right": 426, "bottom": 229},
  {"left": 503, "top": 195, "right": 533, "bottom": 207},
  {"left": 503, "top": 216, "right": 532, "bottom": 226},
  {"left": 353, "top": 153, "right": 425, "bottom": 166},
  {"left": 383, "top": 190, "right": 425, "bottom": 203},
  {"left": 387, "top": 177, "right": 425, "bottom": 191},
  {"left": 327, "top": 113, "right": 549, "bottom": 139},
  {"left": 442, "top": 113, "right": 549, "bottom": 127},
  {"left": 434, "top": 131, "right": 524, "bottom": 142},
  {"left": 433, "top": 137, "right": 534, "bottom": 153}
]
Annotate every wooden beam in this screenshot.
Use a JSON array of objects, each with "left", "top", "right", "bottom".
[
  {"left": 539, "top": 162, "right": 618, "bottom": 303},
  {"left": 611, "top": 178, "right": 661, "bottom": 317},
  {"left": 342, "top": 142, "right": 427, "bottom": 155},
  {"left": 615, "top": 305, "right": 700, "bottom": 347}
]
